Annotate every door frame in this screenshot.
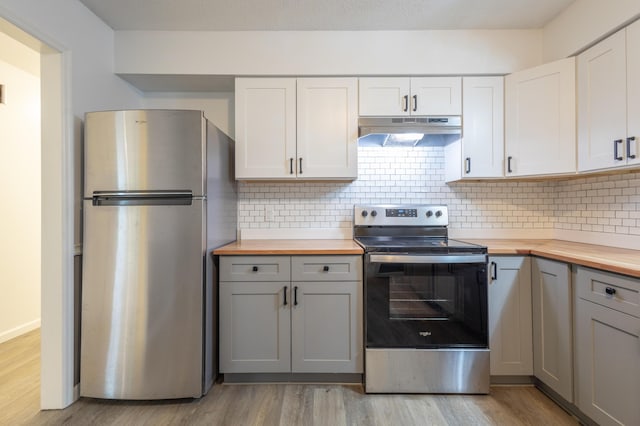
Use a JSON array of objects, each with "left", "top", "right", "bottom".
[{"left": 0, "top": 11, "right": 75, "bottom": 409}]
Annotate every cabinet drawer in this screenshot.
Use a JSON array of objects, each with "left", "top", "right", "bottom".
[
  {"left": 576, "top": 266, "right": 640, "bottom": 318},
  {"left": 219, "top": 256, "right": 290, "bottom": 282},
  {"left": 291, "top": 256, "right": 362, "bottom": 282}
]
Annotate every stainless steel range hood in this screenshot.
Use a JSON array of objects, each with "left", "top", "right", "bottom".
[{"left": 358, "top": 116, "right": 462, "bottom": 147}]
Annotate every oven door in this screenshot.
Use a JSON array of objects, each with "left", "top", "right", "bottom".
[{"left": 365, "top": 253, "right": 488, "bottom": 349}]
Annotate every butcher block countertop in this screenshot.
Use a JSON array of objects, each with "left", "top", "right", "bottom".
[
  {"left": 465, "top": 239, "right": 640, "bottom": 278},
  {"left": 214, "top": 238, "right": 640, "bottom": 278},
  {"left": 213, "top": 239, "right": 364, "bottom": 255}
]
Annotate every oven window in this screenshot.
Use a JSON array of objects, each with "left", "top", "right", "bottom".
[{"left": 366, "top": 260, "right": 488, "bottom": 349}]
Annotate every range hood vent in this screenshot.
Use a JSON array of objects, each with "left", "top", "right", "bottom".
[
  {"left": 359, "top": 116, "right": 461, "bottom": 137},
  {"left": 358, "top": 116, "right": 462, "bottom": 147}
]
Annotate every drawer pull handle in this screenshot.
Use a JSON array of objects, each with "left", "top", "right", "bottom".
[
  {"left": 252, "top": 266, "right": 259, "bottom": 272},
  {"left": 323, "top": 265, "right": 330, "bottom": 272},
  {"left": 283, "top": 286, "right": 288, "bottom": 306},
  {"left": 605, "top": 287, "right": 616, "bottom": 296}
]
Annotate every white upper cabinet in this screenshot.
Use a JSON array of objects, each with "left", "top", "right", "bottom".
[
  {"left": 235, "top": 78, "right": 297, "bottom": 179},
  {"left": 296, "top": 78, "right": 358, "bottom": 179},
  {"left": 445, "top": 76, "right": 504, "bottom": 182},
  {"left": 505, "top": 57, "right": 576, "bottom": 177},
  {"left": 359, "top": 77, "right": 461, "bottom": 116},
  {"left": 235, "top": 77, "right": 358, "bottom": 180},
  {"left": 578, "top": 20, "right": 640, "bottom": 172}
]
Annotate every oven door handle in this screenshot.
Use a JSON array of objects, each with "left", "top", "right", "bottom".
[{"left": 369, "top": 254, "right": 487, "bottom": 264}]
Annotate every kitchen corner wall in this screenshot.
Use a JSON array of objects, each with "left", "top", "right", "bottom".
[{"left": 238, "top": 145, "right": 640, "bottom": 245}]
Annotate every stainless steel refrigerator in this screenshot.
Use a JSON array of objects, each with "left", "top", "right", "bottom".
[{"left": 80, "top": 109, "right": 237, "bottom": 400}]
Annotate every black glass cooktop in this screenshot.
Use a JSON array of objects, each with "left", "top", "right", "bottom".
[{"left": 354, "top": 236, "right": 487, "bottom": 254}]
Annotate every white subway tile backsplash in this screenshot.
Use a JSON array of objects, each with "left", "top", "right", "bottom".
[{"left": 237, "top": 146, "right": 640, "bottom": 240}]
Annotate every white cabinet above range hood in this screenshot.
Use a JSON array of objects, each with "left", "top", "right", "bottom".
[{"left": 358, "top": 77, "right": 462, "bottom": 146}]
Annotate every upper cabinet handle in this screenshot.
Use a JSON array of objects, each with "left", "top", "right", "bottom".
[
  {"left": 402, "top": 95, "right": 409, "bottom": 112},
  {"left": 465, "top": 157, "right": 471, "bottom": 174},
  {"left": 412, "top": 95, "right": 418, "bottom": 112},
  {"left": 290, "top": 158, "right": 294, "bottom": 174},
  {"left": 299, "top": 158, "right": 303, "bottom": 174},
  {"left": 507, "top": 156, "right": 513, "bottom": 173},
  {"left": 627, "top": 136, "right": 636, "bottom": 159},
  {"left": 614, "top": 139, "right": 624, "bottom": 161}
]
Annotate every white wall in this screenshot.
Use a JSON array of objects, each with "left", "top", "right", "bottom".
[
  {"left": 143, "top": 91, "right": 234, "bottom": 137},
  {"left": 0, "top": 32, "right": 41, "bottom": 344},
  {"left": 116, "top": 30, "right": 543, "bottom": 76},
  {"left": 543, "top": 0, "right": 640, "bottom": 61}
]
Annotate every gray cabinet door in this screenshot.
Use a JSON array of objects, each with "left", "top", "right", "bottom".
[
  {"left": 488, "top": 256, "right": 533, "bottom": 376},
  {"left": 532, "top": 258, "right": 573, "bottom": 402},
  {"left": 291, "top": 281, "right": 363, "bottom": 373},
  {"left": 575, "top": 266, "right": 640, "bottom": 426},
  {"left": 219, "top": 281, "right": 291, "bottom": 373},
  {"left": 575, "top": 298, "right": 640, "bottom": 426}
]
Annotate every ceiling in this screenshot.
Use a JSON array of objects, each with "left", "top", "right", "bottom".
[{"left": 79, "top": 0, "right": 576, "bottom": 31}]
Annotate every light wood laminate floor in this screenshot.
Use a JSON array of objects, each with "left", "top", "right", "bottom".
[{"left": 1, "top": 329, "right": 579, "bottom": 426}]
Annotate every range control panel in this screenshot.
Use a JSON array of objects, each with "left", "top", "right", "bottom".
[{"left": 354, "top": 205, "right": 448, "bottom": 227}]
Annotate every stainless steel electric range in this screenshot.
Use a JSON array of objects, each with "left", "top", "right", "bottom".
[{"left": 354, "top": 204, "right": 490, "bottom": 394}]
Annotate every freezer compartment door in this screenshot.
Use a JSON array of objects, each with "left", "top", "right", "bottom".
[
  {"left": 80, "top": 199, "right": 206, "bottom": 399},
  {"left": 84, "top": 110, "right": 205, "bottom": 197}
]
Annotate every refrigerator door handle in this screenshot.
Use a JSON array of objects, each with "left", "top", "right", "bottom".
[{"left": 92, "top": 191, "right": 193, "bottom": 206}]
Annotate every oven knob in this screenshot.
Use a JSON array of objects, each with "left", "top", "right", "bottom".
[
  {"left": 426, "top": 210, "right": 433, "bottom": 217},
  {"left": 435, "top": 210, "right": 443, "bottom": 217},
  {"left": 371, "top": 210, "right": 378, "bottom": 217},
  {"left": 361, "top": 210, "right": 368, "bottom": 217}
]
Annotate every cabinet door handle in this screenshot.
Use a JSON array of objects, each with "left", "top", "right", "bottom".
[
  {"left": 605, "top": 286, "right": 616, "bottom": 296},
  {"left": 614, "top": 139, "right": 624, "bottom": 161},
  {"left": 323, "top": 265, "right": 330, "bottom": 272},
  {"left": 290, "top": 158, "right": 294, "bottom": 174},
  {"left": 252, "top": 266, "right": 259, "bottom": 272},
  {"left": 507, "top": 156, "right": 513, "bottom": 173},
  {"left": 490, "top": 261, "right": 497, "bottom": 281},
  {"left": 299, "top": 158, "right": 303, "bottom": 174},
  {"left": 294, "top": 286, "right": 298, "bottom": 306},
  {"left": 412, "top": 95, "right": 418, "bottom": 112},
  {"left": 403, "top": 95, "right": 409, "bottom": 112},
  {"left": 627, "top": 136, "right": 636, "bottom": 159},
  {"left": 283, "top": 286, "right": 288, "bottom": 306},
  {"left": 465, "top": 157, "right": 471, "bottom": 174}
]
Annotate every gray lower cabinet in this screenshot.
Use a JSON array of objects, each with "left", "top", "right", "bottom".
[
  {"left": 575, "top": 266, "right": 640, "bottom": 426},
  {"left": 488, "top": 256, "right": 533, "bottom": 376},
  {"left": 531, "top": 257, "right": 573, "bottom": 402},
  {"left": 219, "top": 255, "right": 363, "bottom": 374}
]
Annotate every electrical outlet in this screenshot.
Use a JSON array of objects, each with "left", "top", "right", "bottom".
[{"left": 265, "top": 206, "right": 275, "bottom": 222}]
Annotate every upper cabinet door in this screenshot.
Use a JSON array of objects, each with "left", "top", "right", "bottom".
[
  {"left": 411, "top": 77, "right": 462, "bottom": 116},
  {"left": 235, "top": 78, "right": 297, "bottom": 179},
  {"left": 359, "top": 77, "right": 461, "bottom": 116},
  {"left": 462, "top": 76, "right": 504, "bottom": 178},
  {"left": 627, "top": 20, "right": 640, "bottom": 167},
  {"left": 505, "top": 57, "right": 576, "bottom": 177},
  {"left": 296, "top": 78, "right": 358, "bottom": 179},
  {"left": 358, "top": 77, "right": 410, "bottom": 116},
  {"left": 577, "top": 30, "right": 627, "bottom": 172}
]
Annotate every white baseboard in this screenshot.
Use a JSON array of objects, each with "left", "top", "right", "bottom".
[
  {"left": 240, "top": 228, "right": 352, "bottom": 240},
  {"left": 0, "top": 319, "right": 41, "bottom": 344}
]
